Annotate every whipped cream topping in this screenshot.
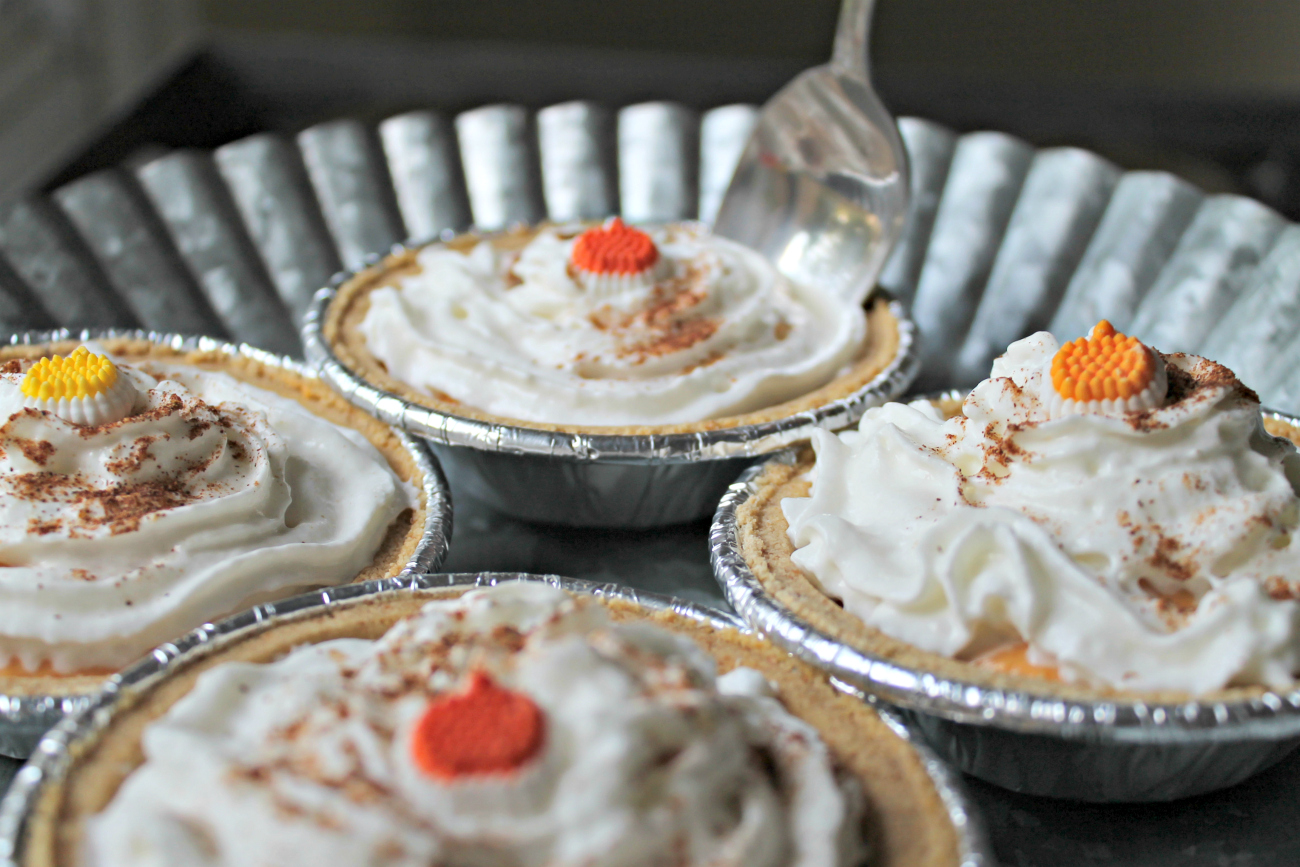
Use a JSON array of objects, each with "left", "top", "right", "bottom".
[
  {"left": 783, "top": 331, "right": 1300, "bottom": 694},
  {"left": 357, "top": 223, "right": 867, "bottom": 426},
  {"left": 84, "top": 583, "right": 867, "bottom": 867},
  {"left": 0, "top": 346, "right": 413, "bottom": 673}
]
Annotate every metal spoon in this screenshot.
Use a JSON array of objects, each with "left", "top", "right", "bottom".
[{"left": 712, "top": 0, "right": 908, "bottom": 306}]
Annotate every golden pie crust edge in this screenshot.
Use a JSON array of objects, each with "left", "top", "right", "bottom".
[
  {"left": 321, "top": 237, "right": 904, "bottom": 437},
  {"left": 21, "top": 588, "right": 963, "bottom": 867},
  {"left": 733, "top": 413, "right": 1300, "bottom": 706},
  {"left": 0, "top": 338, "right": 431, "bottom": 697}
]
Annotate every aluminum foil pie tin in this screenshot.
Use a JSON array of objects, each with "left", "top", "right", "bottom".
[
  {"left": 710, "top": 411, "right": 1300, "bottom": 802},
  {"left": 302, "top": 258, "right": 919, "bottom": 528},
  {"left": 0, "top": 571, "right": 993, "bottom": 867},
  {"left": 0, "top": 329, "right": 453, "bottom": 759}
]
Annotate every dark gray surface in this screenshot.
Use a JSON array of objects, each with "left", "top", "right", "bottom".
[{"left": 966, "top": 753, "right": 1300, "bottom": 867}]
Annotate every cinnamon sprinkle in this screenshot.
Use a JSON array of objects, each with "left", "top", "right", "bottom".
[
  {"left": 2, "top": 392, "right": 254, "bottom": 536},
  {"left": 1137, "top": 577, "right": 1198, "bottom": 623},
  {"left": 1147, "top": 534, "right": 1194, "bottom": 583},
  {"left": 26, "top": 517, "right": 61, "bottom": 535},
  {"left": 12, "top": 438, "right": 54, "bottom": 466},
  {"left": 1266, "top": 576, "right": 1299, "bottom": 601},
  {"left": 105, "top": 435, "right": 159, "bottom": 475}
]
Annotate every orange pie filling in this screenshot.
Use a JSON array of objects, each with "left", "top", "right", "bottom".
[{"left": 971, "top": 643, "right": 1063, "bottom": 681}]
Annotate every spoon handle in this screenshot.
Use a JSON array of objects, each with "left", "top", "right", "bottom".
[{"left": 831, "top": 0, "right": 875, "bottom": 83}]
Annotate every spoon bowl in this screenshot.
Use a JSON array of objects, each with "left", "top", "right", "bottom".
[{"left": 713, "top": 0, "right": 908, "bottom": 306}]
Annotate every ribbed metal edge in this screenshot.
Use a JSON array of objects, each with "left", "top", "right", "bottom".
[
  {"left": 0, "top": 572, "right": 993, "bottom": 867},
  {"left": 710, "top": 405, "right": 1300, "bottom": 745},
  {"left": 300, "top": 232, "right": 920, "bottom": 464},
  {"left": 0, "top": 328, "right": 453, "bottom": 756}
]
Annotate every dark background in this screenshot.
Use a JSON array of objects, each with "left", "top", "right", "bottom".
[{"left": 40, "top": 0, "right": 1300, "bottom": 220}]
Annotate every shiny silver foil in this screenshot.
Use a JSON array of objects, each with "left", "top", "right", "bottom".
[
  {"left": 0, "top": 329, "right": 453, "bottom": 759},
  {"left": 0, "top": 572, "right": 992, "bottom": 867},
  {"left": 711, "top": 407, "right": 1300, "bottom": 801},
  {"left": 301, "top": 250, "right": 918, "bottom": 527}
]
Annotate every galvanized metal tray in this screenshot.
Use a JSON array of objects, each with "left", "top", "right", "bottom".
[{"left": 1, "top": 102, "right": 1299, "bottom": 405}]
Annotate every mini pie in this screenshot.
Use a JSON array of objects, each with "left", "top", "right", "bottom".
[
  {"left": 734, "top": 322, "right": 1300, "bottom": 703},
  {"left": 320, "top": 220, "right": 905, "bottom": 436},
  {"left": 0, "top": 336, "right": 433, "bottom": 699},
  {"left": 18, "top": 582, "right": 968, "bottom": 867}
]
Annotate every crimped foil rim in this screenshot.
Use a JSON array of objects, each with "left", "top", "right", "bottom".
[
  {"left": 300, "top": 234, "right": 920, "bottom": 464},
  {"left": 0, "top": 571, "right": 991, "bottom": 867},
  {"left": 710, "top": 403, "right": 1300, "bottom": 745},
  {"left": 0, "top": 328, "right": 454, "bottom": 754}
]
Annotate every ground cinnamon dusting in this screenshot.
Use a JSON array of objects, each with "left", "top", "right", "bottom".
[
  {"left": 1147, "top": 534, "right": 1194, "bottom": 583},
  {"left": 75, "top": 393, "right": 185, "bottom": 438},
  {"left": 3, "top": 394, "right": 254, "bottom": 536},
  {"left": 74, "top": 479, "right": 192, "bottom": 535},
  {"left": 27, "top": 517, "right": 61, "bottom": 535},
  {"left": 489, "top": 624, "right": 527, "bottom": 653},
  {"left": 12, "top": 438, "right": 54, "bottom": 466},
  {"left": 1266, "top": 576, "right": 1299, "bottom": 600},
  {"left": 976, "top": 422, "right": 1030, "bottom": 484},
  {"left": 104, "top": 435, "right": 158, "bottom": 475},
  {"left": 1137, "top": 578, "right": 1198, "bottom": 628}
]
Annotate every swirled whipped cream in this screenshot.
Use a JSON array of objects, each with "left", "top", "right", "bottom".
[
  {"left": 783, "top": 324, "right": 1300, "bottom": 694},
  {"left": 0, "top": 345, "right": 413, "bottom": 673},
  {"left": 84, "top": 583, "right": 867, "bottom": 867},
  {"left": 358, "top": 220, "right": 867, "bottom": 425}
]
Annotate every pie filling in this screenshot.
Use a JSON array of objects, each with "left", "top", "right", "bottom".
[
  {"left": 0, "top": 343, "right": 414, "bottom": 674},
  {"left": 783, "top": 322, "right": 1300, "bottom": 694},
  {"left": 356, "top": 221, "right": 869, "bottom": 426}
]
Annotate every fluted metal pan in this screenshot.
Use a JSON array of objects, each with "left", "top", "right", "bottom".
[
  {"left": 710, "top": 409, "right": 1300, "bottom": 802},
  {"left": 879, "top": 120, "right": 1300, "bottom": 404},
  {"left": 0, "top": 329, "right": 453, "bottom": 758},
  {"left": 3, "top": 98, "right": 1297, "bottom": 407},
  {"left": 0, "top": 572, "right": 993, "bottom": 867}
]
